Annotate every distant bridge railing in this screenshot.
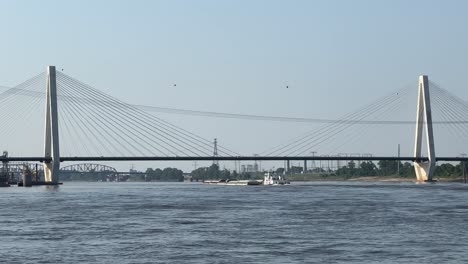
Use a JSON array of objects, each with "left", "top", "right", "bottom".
[{"left": 2, "top": 156, "right": 468, "bottom": 163}]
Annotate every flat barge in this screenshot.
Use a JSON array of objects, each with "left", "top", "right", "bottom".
[
  {"left": 17, "top": 181, "right": 63, "bottom": 187},
  {"left": 204, "top": 179, "right": 262, "bottom": 185}
]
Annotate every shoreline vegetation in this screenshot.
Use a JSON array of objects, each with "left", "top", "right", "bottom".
[
  {"left": 188, "top": 162, "right": 467, "bottom": 183},
  {"left": 287, "top": 175, "right": 465, "bottom": 183},
  {"left": 60, "top": 161, "right": 467, "bottom": 183}
]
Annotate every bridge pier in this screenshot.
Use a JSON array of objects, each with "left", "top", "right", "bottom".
[
  {"left": 43, "top": 66, "right": 60, "bottom": 183},
  {"left": 413, "top": 75, "right": 436, "bottom": 182}
]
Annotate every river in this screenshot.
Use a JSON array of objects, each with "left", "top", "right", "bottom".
[{"left": 1, "top": 182, "right": 467, "bottom": 263}]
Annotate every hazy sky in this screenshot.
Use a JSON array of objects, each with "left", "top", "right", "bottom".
[{"left": 0, "top": 0, "right": 467, "bottom": 171}]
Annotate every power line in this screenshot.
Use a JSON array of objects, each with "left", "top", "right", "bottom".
[{"left": 2, "top": 84, "right": 468, "bottom": 125}]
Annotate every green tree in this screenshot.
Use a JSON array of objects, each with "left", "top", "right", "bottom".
[
  {"left": 276, "top": 168, "right": 285, "bottom": 175},
  {"left": 435, "top": 163, "right": 459, "bottom": 177},
  {"left": 207, "top": 164, "right": 220, "bottom": 180},
  {"left": 359, "top": 161, "right": 377, "bottom": 176},
  {"left": 290, "top": 166, "right": 303, "bottom": 174},
  {"left": 378, "top": 160, "right": 398, "bottom": 176},
  {"left": 399, "top": 162, "right": 415, "bottom": 178},
  {"left": 160, "top": 167, "right": 183, "bottom": 181},
  {"left": 219, "top": 169, "right": 231, "bottom": 180},
  {"left": 191, "top": 167, "right": 208, "bottom": 181},
  {"left": 154, "top": 168, "right": 162, "bottom": 181}
]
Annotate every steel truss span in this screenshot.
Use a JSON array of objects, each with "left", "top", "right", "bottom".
[{"left": 61, "top": 163, "right": 117, "bottom": 173}]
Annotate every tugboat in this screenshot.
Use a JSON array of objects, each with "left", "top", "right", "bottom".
[{"left": 263, "top": 172, "right": 290, "bottom": 185}]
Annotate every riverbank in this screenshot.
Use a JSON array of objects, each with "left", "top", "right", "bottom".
[
  {"left": 288, "top": 175, "right": 466, "bottom": 183},
  {"left": 348, "top": 176, "right": 465, "bottom": 182}
]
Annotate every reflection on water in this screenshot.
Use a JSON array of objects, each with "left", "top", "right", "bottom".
[
  {"left": 45, "top": 185, "right": 61, "bottom": 192},
  {"left": 1, "top": 182, "right": 468, "bottom": 263}
]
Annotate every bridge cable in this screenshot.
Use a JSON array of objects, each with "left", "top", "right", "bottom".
[
  {"left": 323, "top": 88, "right": 415, "bottom": 156},
  {"left": 57, "top": 74, "right": 209, "bottom": 156},
  {"left": 57, "top": 73, "right": 225, "bottom": 157},
  {"left": 263, "top": 84, "right": 413, "bottom": 156},
  {"left": 57, "top": 73, "right": 233, "bottom": 156},
  {"left": 431, "top": 89, "right": 468, "bottom": 138},
  {"left": 294, "top": 87, "right": 412, "bottom": 156},
  {"left": 58, "top": 80, "right": 152, "bottom": 156},
  {"left": 58, "top": 89, "right": 116, "bottom": 156},
  {"left": 58, "top": 76, "right": 200, "bottom": 156},
  {"left": 431, "top": 84, "right": 468, "bottom": 138},
  {"left": 0, "top": 74, "right": 45, "bottom": 147}
]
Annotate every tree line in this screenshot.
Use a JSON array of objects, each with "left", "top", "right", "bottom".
[
  {"left": 191, "top": 164, "right": 264, "bottom": 181},
  {"left": 144, "top": 167, "right": 184, "bottom": 182},
  {"left": 190, "top": 161, "right": 467, "bottom": 181},
  {"left": 322, "top": 160, "right": 466, "bottom": 178}
]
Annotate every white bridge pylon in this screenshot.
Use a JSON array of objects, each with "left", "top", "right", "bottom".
[
  {"left": 43, "top": 66, "right": 60, "bottom": 183},
  {"left": 413, "top": 75, "right": 436, "bottom": 182}
]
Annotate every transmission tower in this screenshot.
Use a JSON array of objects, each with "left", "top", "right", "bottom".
[{"left": 213, "top": 138, "right": 219, "bottom": 166}]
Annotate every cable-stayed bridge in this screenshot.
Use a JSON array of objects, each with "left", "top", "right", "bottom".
[{"left": 1, "top": 66, "right": 468, "bottom": 183}]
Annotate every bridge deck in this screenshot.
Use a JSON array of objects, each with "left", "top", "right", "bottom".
[{"left": 2, "top": 156, "right": 468, "bottom": 162}]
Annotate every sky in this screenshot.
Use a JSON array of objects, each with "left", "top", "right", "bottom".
[{"left": 0, "top": 0, "right": 467, "bottom": 171}]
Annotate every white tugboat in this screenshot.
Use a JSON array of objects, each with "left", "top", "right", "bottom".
[{"left": 263, "top": 172, "right": 290, "bottom": 185}]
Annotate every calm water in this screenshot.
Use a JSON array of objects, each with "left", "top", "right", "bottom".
[{"left": 1, "top": 182, "right": 468, "bottom": 263}]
